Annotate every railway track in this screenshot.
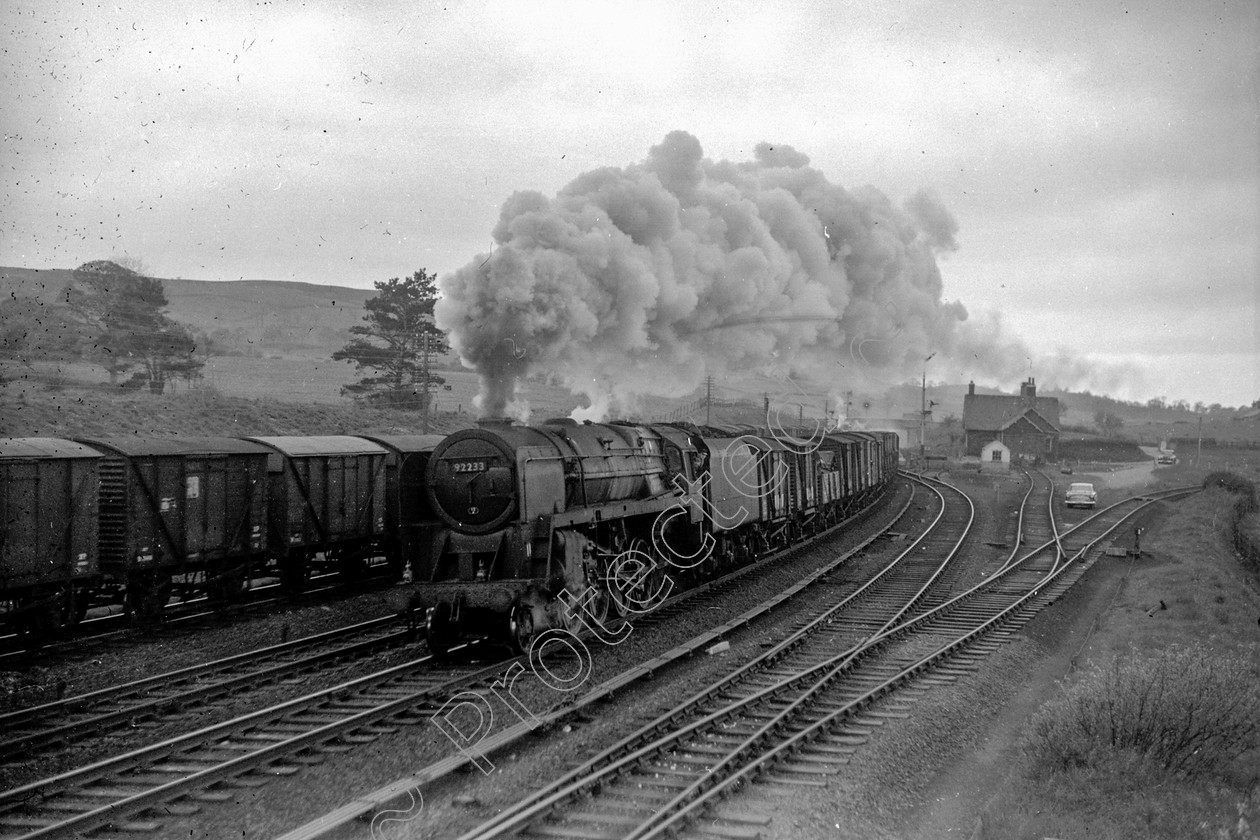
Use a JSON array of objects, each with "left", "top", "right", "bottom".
[
  {"left": 0, "top": 614, "right": 416, "bottom": 760},
  {"left": 273, "top": 473, "right": 975, "bottom": 840},
  {"left": 0, "top": 645, "right": 506, "bottom": 839},
  {"left": 452, "top": 481, "right": 1194, "bottom": 840},
  {"left": 0, "top": 482, "right": 913, "bottom": 839},
  {"left": 0, "top": 570, "right": 393, "bottom": 666}
]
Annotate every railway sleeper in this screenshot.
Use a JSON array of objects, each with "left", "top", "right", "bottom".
[
  {"left": 525, "top": 822, "right": 626, "bottom": 840},
  {"left": 645, "top": 762, "right": 706, "bottom": 778},
  {"left": 561, "top": 810, "right": 654, "bottom": 827},
  {"left": 73, "top": 785, "right": 156, "bottom": 799},
  {"left": 689, "top": 740, "right": 746, "bottom": 755},
  {"left": 0, "top": 815, "right": 63, "bottom": 831},
  {"left": 798, "top": 745, "right": 856, "bottom": 762},
  {"left": 339, "top": 733, "right": 379, "bottom": 745},
  {"left": 104, "top": 818, "right": 165, "bottom": 832},
  {"left": 933, "top": 666, "right": 978, "bottom": 677},
  {"left": 667, "top": 753, "right": 719, "bottom": 769},
  {"left": 187, "top": 790, "right": 235, "bottom": 803},
  {"left": 222, "top": 775, "right": 270, "bottom": 788},
  {"left": 755, "top": 772, "right": 828, "bottom": 788},
  {"left": 265, "top": 764, "right": 302, "bottom": 775},
  {"left": 205, "top": 740, "right": 262, "bottom": 752},
  {"left": 316, "top": 743, "right": 354, "bottom": 753},
  {"left": 708, "top": 807, "right": 773, "bottom": 827},
  {"left": 690, "top": 824, "right": 765, "bottom": 840},
  {"left": 601, "top": 786, "right": 672, "bottom": 803},
  {"left": 267, "top": 720, "right": 334, "bottom": 732},
  {"left": 150, "top": 761, "right": 216, "bottom": 774},
  {"left": 634, "top": 772, "right": 704, "bottom": 788},
  {"left": 816, "top": 733, "right": 868, "bottom": 747},
  {"left": 121, "top": 773, "right": 194, "bottom": 786},
  {"left": 287, "top": 753, "right": 326, "bottom": 765},
  {"left": 231, "top": 731, "right": 290, "bottom": 743},
  {"left": 39, "top": 797, "right": 123, "bottom": 814},
  {"left": 150, "top": 802, "right": 201, "bottom": 817},
  {"left": 776, "top": 760, "right": 841, "bottom": 776}
]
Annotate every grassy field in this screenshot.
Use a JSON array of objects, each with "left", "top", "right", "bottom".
[{"left": 0, "top": 358, "right": 766, "bottom": 437}]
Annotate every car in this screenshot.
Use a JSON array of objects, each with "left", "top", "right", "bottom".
[
  {"left": 1065, "top": 482, "right": 1097, "bottom": 508},
  {"left": 1157, "top": 454, "right": 1177, "bottom": 465}
]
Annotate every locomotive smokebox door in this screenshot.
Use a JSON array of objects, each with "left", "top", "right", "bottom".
[{"left": 426, "top": 429, "right": 520, "bottom": 534}]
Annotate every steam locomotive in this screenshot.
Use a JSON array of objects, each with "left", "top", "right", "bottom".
[{"left": 415, "top": 419, "right": 898, "bottom": 652}]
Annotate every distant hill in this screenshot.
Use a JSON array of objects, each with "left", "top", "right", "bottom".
[{"left": 0, "top": 266, "right": 374, "bottom": 359}]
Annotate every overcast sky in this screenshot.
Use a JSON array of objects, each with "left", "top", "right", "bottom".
[{"left": 3, "top": 1, "right": 1257, "bottom": 408}]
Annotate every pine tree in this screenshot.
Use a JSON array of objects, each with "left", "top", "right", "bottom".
[
  {"left": 333, "top": 270, "right": 448, "bottom": 409},
  {"left": 63, "top": 261, "right": 204, "bottom": 392}
]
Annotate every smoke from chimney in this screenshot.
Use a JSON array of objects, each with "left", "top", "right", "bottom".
[{"left": 436, "top": 131, "right": 1136, "bottom": 420}]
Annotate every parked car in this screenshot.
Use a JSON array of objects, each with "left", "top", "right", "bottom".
[
  {"left": 1065, "top": 482, "right": 1097, "bottom": 508},
  {"left": 1157, "top": 453, "right": 1177, "bottom": 465}
]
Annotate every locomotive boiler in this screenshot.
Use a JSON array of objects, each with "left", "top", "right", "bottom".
[{"left": 419, "top": 419, "right": 703, "bottom": 651}]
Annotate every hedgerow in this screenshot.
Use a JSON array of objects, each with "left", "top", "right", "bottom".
[
  {"left": 1203, "top": 472, "right": 1260, "bottom": 578},
  {"left": 1023, "top": 645, "right": 1260, "bottom": 783}
]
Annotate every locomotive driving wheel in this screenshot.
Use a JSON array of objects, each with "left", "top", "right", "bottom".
[{"left": 608, "top": 538, "right": 664, "bottom": 617}]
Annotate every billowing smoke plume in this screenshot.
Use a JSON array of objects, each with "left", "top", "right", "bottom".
[{"left": 436, "top": 131, "right": 1117, "bottom": 420}]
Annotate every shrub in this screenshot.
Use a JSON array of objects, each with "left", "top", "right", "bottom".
[
  {"left": 1203, "top": 472, "right": 1258, "bottom": 510},
  {"left": 1024, "top": 645, "right": 1260, "bottom": 782}
]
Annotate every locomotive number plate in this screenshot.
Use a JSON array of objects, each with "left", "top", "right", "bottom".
[{"left": 451, "top": 461, "right": 488, "bottom": 473}]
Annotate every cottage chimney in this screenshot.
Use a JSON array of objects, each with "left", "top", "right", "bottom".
[{"left": 1020, "top": 378, "right": 1037, "bottom": 406}]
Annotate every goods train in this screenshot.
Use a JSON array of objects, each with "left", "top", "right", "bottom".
[
  {"left": 0, "top": 421, "right": 897, "bottom": 649},
  {"left": 0, "top": 434, "right": 444, "bottom": 639},
  {"left": 416, "top": 419, "right": 898, "bottom": 652}
]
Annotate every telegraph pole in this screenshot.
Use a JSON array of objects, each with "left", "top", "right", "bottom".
[
  {"left": 921, "top": 352, "right": 936, "bottom": 465},
  {"left": 1197, "top": 413, "right": 1203, "bottom": 465},
  {"left": 418, "top": 314, "right": 436, "bottom": 434},
  {"left": 420, "top": 329, "right": 431, "bottom": 433},
  {"left": 705, "top": 375, "right": 714, "bottom": 425}
]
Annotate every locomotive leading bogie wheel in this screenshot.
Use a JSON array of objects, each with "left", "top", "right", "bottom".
[
  {"left": 508, "top": 603, "right": 535, "bottom": 654},
  {"left": 426, "top": 602, "right": 457, "bottom": 657}
]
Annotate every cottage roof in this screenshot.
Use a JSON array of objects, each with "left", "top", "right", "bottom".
[
  {"left": 963, "top": 393, "right": 1061, "bottom": 432},
  {"left": 999, "top": 408, "right": 1059, "bottom": 434}
]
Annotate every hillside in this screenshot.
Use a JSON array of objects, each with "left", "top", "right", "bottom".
[
  {"left": 1, "top": 266, "right": 374, "bottom": 359},
  {"left": 3, "top": 266, "right": 1256, "bottom": 446}
]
